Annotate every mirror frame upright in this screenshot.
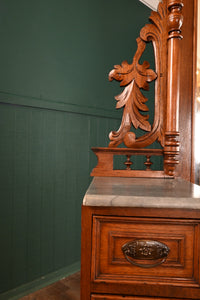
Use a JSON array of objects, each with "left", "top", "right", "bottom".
[
  {"left": 175, "top": 0, "right": 195, "bottom": 182},
  {"left": 192, "top": 0, "right": 199, "bottom": 184}
]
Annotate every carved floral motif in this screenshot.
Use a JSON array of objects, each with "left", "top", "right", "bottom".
[{"left": 109, "top": 38, "right": 157, "bottom": 147}]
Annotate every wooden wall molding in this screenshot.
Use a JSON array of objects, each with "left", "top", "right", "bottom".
[{"left": 0, "top": 92, "right": 120, "bottom": 119}]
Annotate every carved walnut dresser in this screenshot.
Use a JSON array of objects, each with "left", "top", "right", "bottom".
[{"left": 81, "top": 0, "right": 200, "bottom": 299}]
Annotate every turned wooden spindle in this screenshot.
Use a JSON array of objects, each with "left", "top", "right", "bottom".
[
  {"left": 144, "top": 155, "right": 153, "bottom": 171},
  {"left": 164, "top": 0, "right": 183, "bottom": 176},
  {"left": 124, "top": 155, "right": 133, "bottom": 170}
]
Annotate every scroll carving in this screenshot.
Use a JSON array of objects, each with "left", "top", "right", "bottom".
[
  {"left": 109, "top": 38, "right": 157, "bottom": 147},
  {"left": 109, "top": 0, "right": 168, "bottom": 148}
]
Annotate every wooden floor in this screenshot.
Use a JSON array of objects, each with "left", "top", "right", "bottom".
[{"left": 19, "top": 272, "right": 80, "bottom": 300}]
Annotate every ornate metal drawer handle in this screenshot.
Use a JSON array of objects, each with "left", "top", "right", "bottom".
[{"left": 122, "top": 239, "right": 170, "bottom": 268}]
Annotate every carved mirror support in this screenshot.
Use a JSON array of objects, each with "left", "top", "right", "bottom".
[
  {"left": 164, "top": 0, "right": 183, "bottom": 176},
  {"left": 91, "top": 0, "right": 184, "bottom": 178}
]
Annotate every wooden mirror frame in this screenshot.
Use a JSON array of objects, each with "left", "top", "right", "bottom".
[
  {"left": 175, "top": 0, "right": 199, "bottom": 184},
  {"left": 168, "top": 0, "right": 197, "bottom": 183},
  {"left": 192, "top": 0, "right": 200, "bottom": 184},
  {"left": 164, "top": 0, "right": 199, "bottom": 183}
]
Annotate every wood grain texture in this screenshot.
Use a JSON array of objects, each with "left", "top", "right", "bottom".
[
  {"left": 177, "top": 0, "right": 194, "bottom": 180},
  {"left": 80, "top": 206, "right": 93, "bottom": 300},
  {"left": 91, "top": 295, "right": 193, "bottom": 300},
  {"left": 92, "top": 216, "right": 198, "bottom": 284},
  {"left": 191, "top": 0, "right": 199, "bottom": 184},
  {"left": 163, "top": 0, "right": 183, "bottom": 177},
  {"left": 90, "top": 147, "right": 165, "bottom": 177},
  {"left": 81, "top": 205, "right": 200, "bottom": 299}
]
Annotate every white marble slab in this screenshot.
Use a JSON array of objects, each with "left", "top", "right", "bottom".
[{"left": 83, "top": 177, "right": 200, "bottom": 209}]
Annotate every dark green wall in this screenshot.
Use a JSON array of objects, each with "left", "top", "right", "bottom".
[{"left": 0, "top": 0, "right": 152, "bottom": 296}]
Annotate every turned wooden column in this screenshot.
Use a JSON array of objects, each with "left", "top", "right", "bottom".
[{"left": 164, "top": 0, "right": 183, "bottom": 176}]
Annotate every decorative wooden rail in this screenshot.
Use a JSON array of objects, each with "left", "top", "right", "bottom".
[{"left": 91, "top": 147, "right": 170, "bottom": 178}]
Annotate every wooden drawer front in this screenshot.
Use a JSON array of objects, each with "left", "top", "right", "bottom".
[
  {"left": 91, "top": 216, "right": 200, "bottom": 287},
  {"left": 91, "top": 295, "right": 191, "bottom": 300}
]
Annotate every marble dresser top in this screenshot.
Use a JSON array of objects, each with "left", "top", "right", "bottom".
[{"left": 83, "top": 177, "right": 200, "bottom": 209}]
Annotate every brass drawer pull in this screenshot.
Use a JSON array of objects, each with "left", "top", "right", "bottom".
[{"left": 122, "top": 239, "right": 170, "bottom": 268}]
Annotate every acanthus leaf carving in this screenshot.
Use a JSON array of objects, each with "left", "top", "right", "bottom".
[
  {"left": 114, "top": 81, "right": 151, "bottom": 131},
  {"left": 108, "top": 0, "right": 167, "bottom": 148},
  {"left": 108, "top": 37, "right": 157, "bottom": 147},
  {"left": 109, "top": 38, "right": 157, "bottom": 90}
]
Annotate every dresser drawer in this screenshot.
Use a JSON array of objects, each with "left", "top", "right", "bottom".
[
  {"left": 91, "top": 216, "right": 200, "bottom": 289},
  {"left": 91, "top": 296, "right": 191, "bottom": 300}
]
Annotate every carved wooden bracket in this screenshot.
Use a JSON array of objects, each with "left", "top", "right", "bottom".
[
  {"left": 90, "top": 0, "right": 183, "bottom": 178},
  {"left": 108, "top": 0, "right": 168, "bottom": 149}
]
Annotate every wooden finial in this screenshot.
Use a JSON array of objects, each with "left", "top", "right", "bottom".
[{"left": 167, "top": 0, "right": 183, "bottom": 39}]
